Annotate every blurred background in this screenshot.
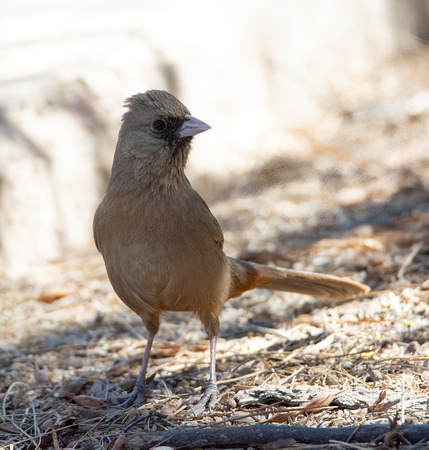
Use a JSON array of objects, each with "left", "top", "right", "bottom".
[{"left": 1, "top": 0, "right": 429, "bottom": 279}]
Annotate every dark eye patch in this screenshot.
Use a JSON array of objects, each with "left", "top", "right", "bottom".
[
  {"left": 150, "top": 117, "right": 189, "bottom": 153},
  {"left": 159, "top": 117, "right": 187, "bottom": 150}
]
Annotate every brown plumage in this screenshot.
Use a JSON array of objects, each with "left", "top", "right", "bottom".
[{"left": 93, "top": 90, "right": 369, "bottom": 411}]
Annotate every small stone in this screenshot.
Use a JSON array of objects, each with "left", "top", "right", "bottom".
[
  {"left": 220, "top": 392, "right": 237, "bottom": 409},
  {"left": 368, "top": 369, "right": 383, "bottom": 382},
  {"left": 406, "top": 341, "right": 420, "bottom": 354},
  {"left": 34, "top": 368, "right": 51, "bottom": 385},
  {"left": 421, "top": 279, "right": 429, "bottom": 290},
  {"left": 160, "top": 399, "right": 181, "bottom": 416},
  {"left": 62, "top": 377, "right": 87, "bottom": 395},
  {"left": 88, "top": 379, "right": 107, "bottom": 398},
  {"left": 120, "top": 378, "right": 137, "bottom": 391}
]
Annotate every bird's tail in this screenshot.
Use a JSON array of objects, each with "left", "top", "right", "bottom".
[{"left": 228, "top": 257, "right": 369, "bottom": 301}]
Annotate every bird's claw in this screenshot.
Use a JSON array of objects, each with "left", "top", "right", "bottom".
[
  {"left": 114, "top": 385, "right": 148, "bottom": 408},
  {"left": 187, "top": 381, "right": 218, "bottom": 416}
]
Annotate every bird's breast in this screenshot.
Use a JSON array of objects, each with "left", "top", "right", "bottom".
[{"left": 94, "top": 189, "right": 230, "bottom": 316}]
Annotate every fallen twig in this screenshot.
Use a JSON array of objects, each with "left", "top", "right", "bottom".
[{"left": 126, "top": 423, "right": 429, "bottom": 449}]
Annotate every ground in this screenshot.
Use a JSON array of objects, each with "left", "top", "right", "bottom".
[{"left": 1, "top": 51, "right": 429, "bottom": 449}]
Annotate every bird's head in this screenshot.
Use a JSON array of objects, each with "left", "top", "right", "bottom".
[
  {"left": 120, "top": 89, "right": 209, "bottom": 161},
  {"left": 111, "top": 90, "right": 210, "bottom": 191}
]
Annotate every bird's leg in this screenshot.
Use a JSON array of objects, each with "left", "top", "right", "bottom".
[
  {"left": 117, "top": 333, "right": 154, "bottom": 408},
  {"left": 190, "top": 335, "right": 218, "bottom": 414}
]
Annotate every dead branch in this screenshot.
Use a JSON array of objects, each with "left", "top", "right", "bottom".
[{"left": 126, "top": 423, "right": 429, "bottom": 449}]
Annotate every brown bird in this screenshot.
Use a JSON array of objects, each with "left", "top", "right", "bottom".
[{"left": 93, "top": 90, "right": 369, "bottom": 411}]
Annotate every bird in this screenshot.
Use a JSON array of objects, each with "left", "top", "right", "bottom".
[{"left": 93, "top": 89, "right": 369, "bottom": 412}]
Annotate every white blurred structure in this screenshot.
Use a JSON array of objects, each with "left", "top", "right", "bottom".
[{"left": 1, "top": 0, "right": 428, "bottom": 277}]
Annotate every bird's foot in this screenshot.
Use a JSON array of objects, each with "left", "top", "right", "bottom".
[
  {"left": 113, "top": 384, "right": 149, "bottom": 408},
  {"left": 187, "top": 380, "right": 218, "bottom": 416}
]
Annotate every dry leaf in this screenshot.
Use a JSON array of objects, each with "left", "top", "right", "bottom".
[
  {"left": 302, "top": 391, "right": 337, "bottom": 412},
  {"left": 372, "top": 399, "right": 400, "bottom": 413},
  {"left": 369, "top": 390, "right": 400, "bottom": 412},
  {"left": 369, "top": 389, "right": 387, "bottom": 412},
  {"left": 374, "top": 390, "right": 387, "bottom": 405},
  {"left": 37, "top": 286, "right": 73, "bottom": 303},
  {"left": 146, "top": 372, "right": 156, "bottom": 384},
  {"left": 60, "top": 391, "right": 78, "bottom": 399},
  {"left": 107, "top": 434, "right": 126, "bottom": 450},
  {"left": 72, "top": 395, "right": 107, "bottom": 408},
  {"left": 232, "top": 384, "right": 254, "bottom": 392},
  {"left": 160, "top": 398, "right": 181, "bottom": 416},
  {"left": 384, "top": 415, "right": 402, "bottom": 449},
  {"left": 263, "top": 410, "right": 300, "bottom": 423},
  {"left": 60, "top": 391, "right": 107, "bottom": 407}
]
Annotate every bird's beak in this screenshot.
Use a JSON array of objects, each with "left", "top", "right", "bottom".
[{"left": 178, "top": 114, "right": 211, "bottom": 138}]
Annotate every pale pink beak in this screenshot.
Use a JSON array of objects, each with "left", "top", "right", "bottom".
[{"left": 178, "top": 114, "right": 211, "bottom": 138}]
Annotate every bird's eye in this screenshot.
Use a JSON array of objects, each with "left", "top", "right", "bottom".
[{"left": 152, "top": 119, "right": 166, "bottom": 131}]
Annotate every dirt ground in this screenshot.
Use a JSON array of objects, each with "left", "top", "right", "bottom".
[{"left": 1, "top": 51, "right": 429, "bottom": 449}]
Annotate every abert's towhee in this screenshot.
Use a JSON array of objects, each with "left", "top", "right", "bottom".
[{"left": 93, "top": 90, "right": 369, "bottom": 411}]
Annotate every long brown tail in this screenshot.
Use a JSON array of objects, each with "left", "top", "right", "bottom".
[{"left": 228, "top": 257, "right": 369, "bottom": 301}]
